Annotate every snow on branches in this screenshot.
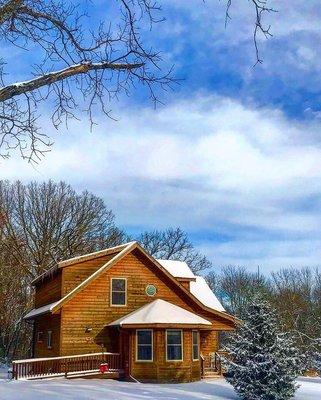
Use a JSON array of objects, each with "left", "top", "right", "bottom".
[{"left": 224, "top": 296, "right": 302, "bottom": 400}]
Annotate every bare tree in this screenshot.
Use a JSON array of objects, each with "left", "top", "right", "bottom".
[
  {"left": 0, "top": 180, "right": 127, "bottom": 279},
  {"left": 270, "top": 267, "right": 321, "bottom": 361},
  {"left": 0, "top": 179, "right": 128, "bottom": 360},
  {"left": 206, "top": 264, "right": 321, "bottom": 369},
  {"left": 0, "top": 222, "right": 33, "bottom": 361},
  {"left": 0, "top": 0, "right": 174, "bottom": 161},
  {"left": 138, "top": 227, "right": 211, "bottom": 273},
  {"left": 207, "top": 265, "right": 269, "bottom": 317},
  {"left": 0, "top": 0, "right": 275, "bottom": 162}
]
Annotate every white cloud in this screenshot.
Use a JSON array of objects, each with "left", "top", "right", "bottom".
[{"left": 2, "top": 95, "right": 321, "bottom": 270}]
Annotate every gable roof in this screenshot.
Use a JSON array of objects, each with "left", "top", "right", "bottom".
[
  {"left": 190, "top": 277, "right": 225, "bottom": 312},
  {"left": 157, "top": 259, "right": 196, "bottom": 279},
  {"left": 31, "top": 242, "right": 132, "bottom": 285},
  {"left": 50, "top": 241, "right": 137, "bottom": 313},
  {"left": 29, "top": 241, "right": 236, "bottom": 324},
  {"left": 108, "top": 299, "right": 212, "bottom": 327}
]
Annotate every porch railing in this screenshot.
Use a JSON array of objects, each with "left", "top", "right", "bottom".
[
  {"left": 202, "top": 350, "right": 231, "bottom": 376},
  {"left": 12, "top": 352, "right": 122, "bottom": 380}
]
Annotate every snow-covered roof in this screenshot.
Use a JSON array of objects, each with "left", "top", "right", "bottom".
[
  {"left": 108, "top": 299, "right": 212, "bottom": 327},
  {"left": 190, "top": 276, "right": 225, "bottom": 312},
  {"left": 32, "top": 242, "right": 134, "bottom": 285},
  {"left": 157, "top": 259, "right": 225, "bottom": 313},
  {"left": 24, "top": 301, "right": 60, "bottom": 320},
  {"left": 157, "top": 259, "right": 196, "bottom": 279}
]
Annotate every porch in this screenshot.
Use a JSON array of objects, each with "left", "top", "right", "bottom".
[{"left": 12, "top": 352, "right": 123, "bottom": 380}]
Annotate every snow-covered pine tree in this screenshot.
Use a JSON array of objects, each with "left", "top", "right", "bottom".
[{"left": 224, "top": 296, "right": 301, "bottom": 400}]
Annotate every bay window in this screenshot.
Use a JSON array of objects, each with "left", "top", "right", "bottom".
[
  {"left": 192, "top": 330, "right": 199, "bottom": 360},
  {"left": 166, "top": 330, "right": 183, "bottom": 361},
  {"left": 136, "top": 330, "right": 153, "bottom": 361}
]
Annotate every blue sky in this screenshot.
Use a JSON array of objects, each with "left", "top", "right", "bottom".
[{"left": 2, "top": 0, "right": 321, "bottom": 272}]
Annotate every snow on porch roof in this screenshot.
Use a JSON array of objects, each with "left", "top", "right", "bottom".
[
  {"left": 108, "top": 299, "right": 212, "bottom": 327},
  {"left": 156, "top": 259, "right": 196, "bottom": 279},
  {"left": 24, "top": 300, "right": 60, "bottom": 320}
]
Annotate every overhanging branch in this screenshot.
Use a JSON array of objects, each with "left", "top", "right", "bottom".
[
  {"left": 0, "top": 0, "right": 23, "bottom": 25},
  {"left": 0, "top": 61, "right": 144, "bottom": 102}
]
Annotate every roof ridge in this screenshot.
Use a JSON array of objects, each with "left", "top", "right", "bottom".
[
  {"left": 31, "top": 241, "right": 137, "bottom": 285},
  {"left": 51, "top": 241, "right": 137, "bottom": 313},
  {"left": 58, "top": 241, "right": 137, "bottom": 268}
]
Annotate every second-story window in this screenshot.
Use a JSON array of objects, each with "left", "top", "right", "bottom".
[
  {"left": 37, "top": 331, "right": 43, "bottom": 343},
  {"left": 111, "top": 278, "right": 127, "bottom": 306}
]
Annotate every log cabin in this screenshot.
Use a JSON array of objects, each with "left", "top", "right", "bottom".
[{"left": 21, "top": 241, "right": 237, "bottom": 382}]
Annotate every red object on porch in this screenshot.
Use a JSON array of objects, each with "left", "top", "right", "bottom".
[{"left": 99, "top": 363, "right": 109, "bottom": 374}]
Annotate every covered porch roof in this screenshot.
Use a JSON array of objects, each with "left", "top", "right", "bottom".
[
  {"left": 107, "top": 299, "right": 212, "bottom": 329},
  {"left": 24, "top": 300, "right": 60, "bottom": 320}
]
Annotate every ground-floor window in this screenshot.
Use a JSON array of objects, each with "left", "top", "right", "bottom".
[
  {"left": 37, "top": 331, "right": 43, "bottom": 343},
  {"left": 166, "top": 329, "right": 183, "bottom": 361},
  {"left": 192, "top": 330, "right": 199, "bottom": 360},
  {"left": 136, "top": 329, "right": 153, "bottom": 361},
  {"left": 47, "top": 330, "right": 52, "bottom": 349}
]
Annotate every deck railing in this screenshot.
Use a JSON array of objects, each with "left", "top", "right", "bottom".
[{"left": 12, "top": 352, "right": 122, "bottom": 380}]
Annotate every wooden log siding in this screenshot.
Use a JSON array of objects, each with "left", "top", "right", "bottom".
[
  {"left": 35, "top": 270, "right": 62, "bottom": 308},
  {"left": 12, "top": 352, "right": 122, "bottom": 380},
  {"left": 62, "top": 253, "right": 116, "bottom": 296},
  {"left": 59, "top": 250, "right": 232, "bottom": 356}
]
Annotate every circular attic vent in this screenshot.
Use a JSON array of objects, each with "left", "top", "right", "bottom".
[{"left": 145, "top": 284, "right": 157, "bottom": 297}]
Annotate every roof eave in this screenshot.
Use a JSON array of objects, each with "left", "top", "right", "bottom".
[{"left": 114, "top": 323, "right": 213, "bottom": 329}]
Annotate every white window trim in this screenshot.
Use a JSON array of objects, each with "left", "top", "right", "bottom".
[
  {"left": 166, "top": 329, "right": 183, "bottom": 362},
  {"left": 136, "top": 329, "right": 153, "bottom": 362},
  {"left": 110, "top": 277, "right": 127, "bottom": 307},
  {"left": 37, "top": 331, "right": 43, "bottom": 343},
  {"left": 47, "top": 330, "right": 52, "bottom": 349},
  {"left": 192, "top": 330, "right": 200, "bottom": 361}
]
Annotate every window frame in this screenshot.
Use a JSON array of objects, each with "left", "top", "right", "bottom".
[
  {"left": 110, "top": 277, "right": 127, "bottom": 307},
  {"left": 166, "top": 329, "right": 183, "bottom": 362},
  {"left": 37, "top": 331, "right": 43, "bottom": 343},
  {"left": 192, "top": 330, "right": 200, "bottom": 361},
  {"left": 47, "top": 330, "right": 52, "bottom": 349},
  {"left": 136, "top": 329, "right": 153, "bottom": 362}
]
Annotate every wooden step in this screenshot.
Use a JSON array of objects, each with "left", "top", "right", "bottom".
[
  {"left": 202, "top": 369, "right": 222, "bottom": 379},
  {"left": 203, "top": 373, "right": 221, "bottom": 379}
]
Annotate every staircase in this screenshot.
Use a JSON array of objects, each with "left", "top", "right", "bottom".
[{"left": 201, "top": 353, "right": 222, "bottom": 379}]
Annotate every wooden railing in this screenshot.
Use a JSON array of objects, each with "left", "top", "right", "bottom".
[{"left": 12, "top": 352, "right": 122, "bottom": 380}]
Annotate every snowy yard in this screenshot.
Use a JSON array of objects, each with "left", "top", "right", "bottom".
[{"left": 0, "top": 374, "right": 320, "bottom": 400}]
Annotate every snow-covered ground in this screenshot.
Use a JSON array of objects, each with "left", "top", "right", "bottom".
[
  {"left": 0, "top": 364, "right": 9, "bottom": 381},
  {"left": 0, "top": 375, "right": 320, "bottom": 400}
]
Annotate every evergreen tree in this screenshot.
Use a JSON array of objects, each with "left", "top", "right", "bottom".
[{"left": 224, "top": 297, "right": 301, "bottom": 400}]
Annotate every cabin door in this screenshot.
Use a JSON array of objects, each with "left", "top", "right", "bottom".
[{"left": 120, "top": 330, "right": 130, "bottom": 377}]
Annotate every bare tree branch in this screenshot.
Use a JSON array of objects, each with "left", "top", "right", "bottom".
[
  {"left": 225, "top": 0, "right": 276, "bottom": 65},
  {"left": 0, "top": 61, "right": 144, "bottom": 102},
  {"left": 0, "top": 0, "right": 276, "bottom": 161},
  {"left": 0, "top": 0, "right": 174, "bottom": 161}
]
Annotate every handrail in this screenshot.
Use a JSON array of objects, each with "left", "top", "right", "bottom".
[
  {"left": 12, "top": 352, "right": 119, "bottom": 364},
  {"left": 12, "top": 352, "right": 123, "bottom": 380}
]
